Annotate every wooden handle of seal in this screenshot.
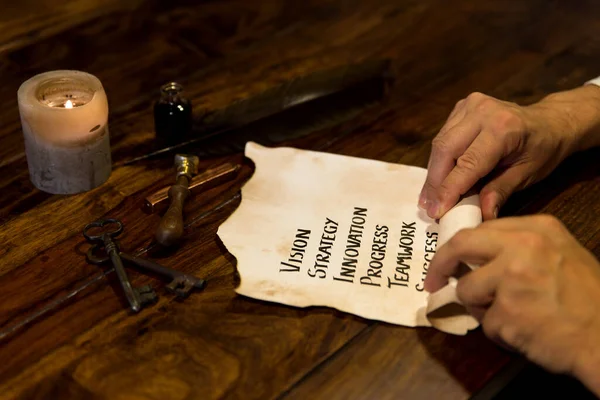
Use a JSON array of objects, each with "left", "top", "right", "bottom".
[{"left": 155, "top": 176, "right": 190, "bottom": 246}]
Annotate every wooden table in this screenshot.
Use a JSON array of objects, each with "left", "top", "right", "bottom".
[{"left": 2, "top": 1, "right": 600, "bottom": 399}]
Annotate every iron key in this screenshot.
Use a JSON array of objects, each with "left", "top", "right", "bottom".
[
  {"left": 86, "top": 244, "right": 205, "bottom": 299},
  {"left": 119, "top": 253, "right": 206, "bottom": 298},
  {"left": 84, "top": 219, "right": 158, "bottom": 312}
]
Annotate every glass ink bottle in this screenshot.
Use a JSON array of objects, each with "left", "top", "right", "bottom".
[{"left": 154, "top": 82, "right": 192, "bottom": 145}]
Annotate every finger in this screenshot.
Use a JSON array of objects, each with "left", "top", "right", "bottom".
[
  {"left": 479, "top": 164, "right": 532, "bottom": 220},
  {"left": 479, "top": 214, "right": 562, "bottom": 235},
  {"left": 421, "top": 104, "right": 468, "bottom": 206},
  {"left": 424, "top": 228, "right": 504, "bottom": 292},
  {"left": 420, "top": 150, "right": 456, "bottom": 210},
  {"left": 481, "top": 303, "right": 518, "bottom": 352},
  {"left": 456, "top": 258, "right": 505, "bottom": 307},
  {"left": 431, "top": 130, "right": 504, "bottom": 219},
  {"left": 420, "top": 119, "right": 481, "bottom": 210},
  {"left": 465, "top": 304, "right": 488, "bottom": 322},
  {"left": 448, "top": 99, "right": 466, "bottom": 120},
  {"left": 439, "top": 99, "right": 467, "bottom": 136}
]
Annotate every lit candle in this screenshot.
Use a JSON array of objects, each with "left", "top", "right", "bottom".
[{"left": 17, "top": 70, "right": 111, "bottom": 194}]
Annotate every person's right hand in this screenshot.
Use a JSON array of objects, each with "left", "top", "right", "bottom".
[
  {"left": 419, "top": 85, "right": 600, "bottom": 220},
  {"left": 424, "top": 215, "right": 600, "bottom": 396}
]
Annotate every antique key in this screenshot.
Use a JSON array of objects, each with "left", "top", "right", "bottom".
[
  {"left": 118, "top": 253, "right": 206, "bottom": 298},
  {"left": 85, "top": 227, "right": 205, "bottom": 299},
  {"left": 84, "top": 219, "right": 157, "bottom": 312}
]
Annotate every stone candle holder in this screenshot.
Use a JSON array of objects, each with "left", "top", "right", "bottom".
[{"left": 17, "top": 70, "right": 111, "bottom": 194}]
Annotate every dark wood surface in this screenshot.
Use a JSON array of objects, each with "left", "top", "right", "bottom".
[{"left": 1, "top": 1, "right": 600, "bottom": 399}]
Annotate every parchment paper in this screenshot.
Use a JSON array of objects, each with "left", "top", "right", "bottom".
[{"left": 218, "top": 142, "right": 482, "bottom": 335}]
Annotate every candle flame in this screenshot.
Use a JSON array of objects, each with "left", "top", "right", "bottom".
[{"left": 64, "top": 99, "right": 74, "bottom": 109}]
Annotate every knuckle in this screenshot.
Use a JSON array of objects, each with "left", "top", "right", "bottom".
[
  {"left": 481, "top": 184, "right": 509, "bottom": 204},
  {"left": 466, "top": 91, "right": 487, "bottom": 103},
  {"left": 431, "top": 136, "right": 451, "bottom": 154},
  {"left": 456, "top": 276, "right": 479, "bottom": 304},
  {"left": 475, "top": 97, "right": 496, "bottom": 112},
  {"left": 456, "top": 151, "right": 481, "bottom": 173},
  {"left": 495, "top": 187, "right": 510, "bottom": 205},
  {"left": 479, "top": 186, "right": 494, "bottom": 199},
  {"left": 533, "top": 214, "right": 564, "bottom": 231},
  {"left": 422, "top": 179, "right": 437, "bottom": 192},
  {"left": 491, "top": 110, "right": 524, "bottom": 134},
  {"left": 505, "top": 259, "right": 531, "bottom": 280},
  {"left": 436, "top": 185, "right": 455, "bottom": 205},
  {"left": 499, "top": 324, "right": 527, "bottom": 350},
  {"left": 454, "top": 99, "right": 466, "bottom": 109},
  {"left": 518, "top": 231, "right": 547, "bottom": 250}
]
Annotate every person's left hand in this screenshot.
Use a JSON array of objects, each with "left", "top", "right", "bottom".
[{"left": 424, "top": 215, "right": 600, "bottom": 394}]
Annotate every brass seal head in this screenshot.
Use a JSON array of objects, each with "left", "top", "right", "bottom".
[{"left": 174, "top": 154, "right": 199, "bottom": 180}]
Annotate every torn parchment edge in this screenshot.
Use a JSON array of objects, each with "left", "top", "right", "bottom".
[{"left": 218, "top": 142, "right": 482, "bottom": 335}]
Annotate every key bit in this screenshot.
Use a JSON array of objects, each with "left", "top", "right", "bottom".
[
  {"left": 120, "top": 253, "right": 205, "bottom": 299},
  {"left": 165, "top": 276, "right": 204, "bottom": 298},
  {"left": 135, "top": 285, "right": 159, "bottom": 305},
  {"left": 155, "top": 154, "right": 200, "bottom": 247},
  {"left": 86, "top": 242, "right": 204, "bottom": 300}
]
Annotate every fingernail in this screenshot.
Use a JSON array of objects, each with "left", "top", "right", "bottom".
[
  {"left": 423, "top": 280, "right": 432, "bottom": 292},
  {"left": 418, "top": 190, "right": 429, "bottom": 209},
  {"left": 493, "top": 206, "right": 499, "bottom": 219},
  {"left": 428, "top": 200, "right": 440, "bottom": 219}
]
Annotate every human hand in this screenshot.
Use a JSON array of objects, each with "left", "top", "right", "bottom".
[
  {"left": 424, "top": 215, "right": 600, "bottom": 395},
  {"left": 419, "top": 85, "right": 600, "bottom": 220}
]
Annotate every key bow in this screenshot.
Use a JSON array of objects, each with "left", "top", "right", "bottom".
[{"left": 83, "top": 218, "right": 124, "bottom": 243}]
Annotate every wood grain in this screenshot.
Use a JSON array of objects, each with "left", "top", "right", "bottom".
[
  {"left": 1, "top": 0, "right": 600, "bottom": 399},
  {"left": 283, "top": 327, "right": 508, "bottom": 400},
  {"left": 0, "top": 0, "right": 145, "bottom": 54}
]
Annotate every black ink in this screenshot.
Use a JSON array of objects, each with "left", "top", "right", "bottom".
[
  {"left": 387, "top": 221, "right": 416, "bottom": 289},
  {"left": 416, "top": 231, "right": 438, "bottom": 291},
  {"left": 280, "top": 228, "right": 311, "bottom": 272},
  {"left": 333, "top": 207, "right": 367, "bottom": 283},
  {"left": 360, "top": 224, "right": 389, "bottom": 287},
  {"left": 308, "top": 218, "right": 338, "bottom": 279}
]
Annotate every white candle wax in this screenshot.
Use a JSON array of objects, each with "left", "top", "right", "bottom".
[{"left": 17, "top": 70, "right": 112, "bottom": 194}]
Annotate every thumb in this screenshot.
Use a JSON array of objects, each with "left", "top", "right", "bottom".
[{"left": 479, "top": 164, "right": 532, "bottom": 220}]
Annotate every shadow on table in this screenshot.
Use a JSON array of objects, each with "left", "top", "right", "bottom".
[
  {"left": 500, "top": 147, "right": 600, "bottom": 218},
  {"left": 416, "top": 328, "right": 597, "bottom": 399},
  {"left": 472, "top": 361, "right": 598, "bottom": 400}
]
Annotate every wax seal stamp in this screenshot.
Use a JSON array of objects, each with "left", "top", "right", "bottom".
[
  {"left": 155, "top": 154, "right": 200, "bottom": 247},
  {"left": 142, "top": 162, "right": 240, "bottom": 214}
]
